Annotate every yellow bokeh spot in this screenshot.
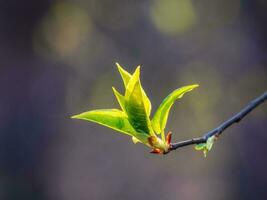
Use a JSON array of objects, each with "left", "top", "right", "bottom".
[
  {"left": 34, "top": 2, "right": 92, "bottom": 57},
  {"left": 150, "top": 0, "right": 197, "bottom": 35}
]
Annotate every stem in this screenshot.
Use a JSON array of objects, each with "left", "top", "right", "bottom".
[{"left": 169, "top": 91, "right": 267, "bottom": 152}]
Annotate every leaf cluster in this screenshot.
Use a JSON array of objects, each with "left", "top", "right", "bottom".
[{"left": 72, "top": 63, "right": 198, "bottom": 154}]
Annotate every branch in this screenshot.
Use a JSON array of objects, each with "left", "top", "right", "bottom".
[{"left": 169, "top": 91, "right": 267, "bottom": 152}]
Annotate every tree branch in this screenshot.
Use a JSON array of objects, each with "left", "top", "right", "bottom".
[{"left": 169, "top": 91, "right": 267, "bottom": 152}]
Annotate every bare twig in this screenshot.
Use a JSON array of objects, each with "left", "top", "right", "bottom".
[{"left": 169, "top": 91, "right": 267, "bottom": 152}]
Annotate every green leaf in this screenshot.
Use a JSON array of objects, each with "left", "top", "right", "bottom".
[
  {"left": 195, "top": 136, "right": 216, "bottom": 157},
  {"left": 72, "top": 109, "right": 137, "bottom": 137},
  {"left": 72, "top": 109, "right": 151, "bottom": 144},
  {"left": 116, "top": 62, "right": 131, "bottom": 88},
  {"left": 194, "top": 143, "right": 206, "bottom": 150},
  {"left": 140, "top": 83, "right": 152, "bottom": 117},
  {"left": 206, "top": 135, "right": 216, "bottom": 151},
  {"left": 116, "top": 63, "right": 152, "bottom": 116},
  {"left": 125, "top": 67, "right": 154, "bottom": 135},
  {"left": 112, "top": 87, "right": 126, "bottom": 112},
  {"left": 151, "top": 84, "right": 199, "bottom": 134}
]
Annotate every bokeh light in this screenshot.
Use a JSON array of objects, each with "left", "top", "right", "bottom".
[
  {"left": 150, "top": 0, "right": 197, "bottom": 35},
  {"left": 33, "top": 1, "right": 92, "bottom": 59}
]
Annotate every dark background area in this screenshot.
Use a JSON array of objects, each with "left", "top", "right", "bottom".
[{"left": 0, "top": 0, "right": 266, "bottom": 199}]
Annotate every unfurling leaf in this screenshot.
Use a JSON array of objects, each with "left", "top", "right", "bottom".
[
  {"left": 195, "top": 136, "right": 216, "bottom": 157},
  {"left": 112, "top": 87, "right": 126, "bottom": 112},
  {"left": 116, "top": 62, "right": 131, "bottom": 88},
  {"left": 117, "top": 63, "right": 152, "bottom": 116},
  {"left": 151, "top": 85, "right": 199, "bottom": 134},
  {"left": 125, "top": 67, "right": 153, "bottom": 135}
]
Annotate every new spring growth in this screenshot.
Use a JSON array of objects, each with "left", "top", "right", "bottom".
[{"left": 72, "top": 63, "right": 199, "bottom": 154}]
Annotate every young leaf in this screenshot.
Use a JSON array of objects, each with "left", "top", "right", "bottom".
[
  {"left": 194, "top": 143, "right": 206, "bottom": 150},
  {"left": 116, "top": 63, "right": 152, "bottom": 116},
  {"left": 140, "top": 84, "right": 152, "bottom": 117},
  {"left": 72, "top": 109, "right": 150, "bottom": 143},
  {"left": 206, "top": 135, "right": 215, "bottom": 151},
  {"left": 112, "top": 87, "right": 126, "bottom": 112},
  {"left": 116, "top": 63, "right": 131, "bottom": 88},
  {"left": 151, "top": 85, "right": 199, "bottom": 134},
  {"left": 72, "top": 109, "right": 137, "bottom": 137},
  {"left": 125, "top": 67, "right": 154, "bottom": 135},
  {"left": 195, "top": 136, "right": 216, "bottom": 157}
]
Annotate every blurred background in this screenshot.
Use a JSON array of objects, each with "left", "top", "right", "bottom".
[{"left": 0, "top": 0, "right": 266, "bottom": 199}]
